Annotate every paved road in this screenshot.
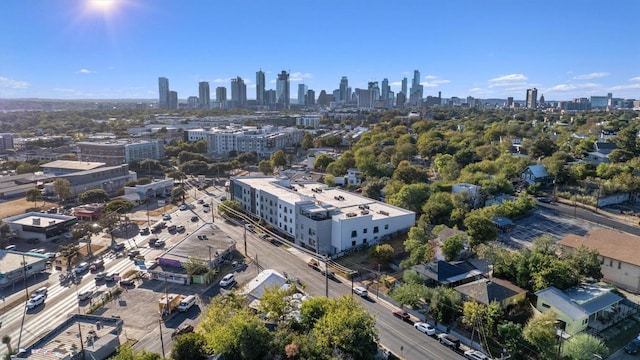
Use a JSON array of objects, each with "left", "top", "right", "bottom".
[{"left": 537, "top": 202, "right": 640, "bottom": 236}]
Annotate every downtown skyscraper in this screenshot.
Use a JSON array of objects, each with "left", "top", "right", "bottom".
[
  {"left": 276, "top": 70, "right": 290, "bottom": 110},
  {"left": 198, "top": 81, "right": 210, "bottom": 109},
  {"left": 256, "top": 70, "right": 265, "bottom": 106},
  {"left": 158, "top": 77, "right": 170, "bottom": 109},
  {"left": 526, "top": 88, "right": 538, "bottom": 108},
  {"left": 231, "top": 76, "right": 247, "bottom": 108},
  {"left": 298, "top": 83, "right": 307, "bottom": 105},
  {"left": 409, "top": 70, "right": 423, "bottom": 105},
  {"left": 339, "top": 76, "right": 349, "bottom": 103}
]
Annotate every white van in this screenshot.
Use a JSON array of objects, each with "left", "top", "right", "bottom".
[{"left": 177, "top": 295, "right": 196, "bottom": 312}]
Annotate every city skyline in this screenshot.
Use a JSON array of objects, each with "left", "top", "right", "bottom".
[{"left": 1, "top": 0, "right": 639, "bottom": 101}]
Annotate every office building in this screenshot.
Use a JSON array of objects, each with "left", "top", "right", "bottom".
[
  {"left": 265, "top": 89, "right": 276, "bottom": 105},
  {"left": 296, "top": 115, "right": 321, "bottom": 128},
  {"left": 526, "top": 88, "right": 538, "bottom": 109},
  {"left": 77, "top": 140, "right": 164, "bottom": 166},
  {"left": 198, "top": 81, "right": 210, "bottom": 109},
  {"left": 339, "top": 76, "right": 349, "bottom": 103},
  {"left": 507, "top": 97, "right": 514, "bottom": 108},
  {"left": 216, "top": 86, "right": 227, "bottom": 103},
  {"left": 169, "top": 91, "right": 178, "bottom": 110},
  {"left": 298, "top": 84, "right": 307, "bottom": 106},
  {"left": 230, "top": 176, "right": 415, "bottom": 254},
  {"left": 591, "top": 95, "right": 610, "bottom": 109},
  {"left": 276, "top": 70, "right": 290, "bottom": 110},
  {"left": 256, "top": 70, "right": 266, "bottom": 106},
  {"left": 355, "top": 88, "right": 372, "bottom": 109},
  {"left": 409, "top": 70, "right": 423, "bottom": 106},
  {"left": 368, "top": 82, "right": 380, "bottom": 105},
  {"left": 306, "top": 89, "right": 316, "bottom": 106},
  {"left": 187, "top": 96, "right": 199, "bottom": 109},
  {"left": 396, "top": 92, "right": 406, "bottom": 106},
  {"left": 401, "top": 77, "right": 408, "bottom": 96},
  {"left": 0, "top": 133, "right": 14, "bottom": 153},
  {"left": 231, "top": 77, "right": 247, "bottom": 108},
  {"left": 195, "top": 126, "right": 303, "bottom": 158},
  {"left": 317, "top": 90, "right": 329, "bottom": 106},
  {"left": 158, "top": 77, "right": 170, "bottom": 109}
]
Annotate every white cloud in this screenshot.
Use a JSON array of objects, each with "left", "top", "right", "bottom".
[
  {"left": 77, "top": 69, "right": 95, "bottom": 74},
  {"left": 213, "top": 78, "right": 230, "bottom": 83},
  {"left": 290, "top": 72, "right": 313, "bottom": 81},
  {"left": 629, "top": 77, "right": 640, "bottom": 82},
  {"left": 469, "top": 87, "right": 494, "bottom": 95},
  {"left": 0, "top": 76, "right": 29, "bottom": 89},
  {"left": 488, "top": 74, "right": 528, "bottom": 88},
  {"left": 573, "top": 72, "right": 610, "bottom": 80},
  {"left": 420, "top": 79, "right": 451, "bottom": 87},
  {"left": 390, "top": 81, "right": 402, "bottom": 87},
  {"left": 269, "top": 79, "right": 276, "bottom": 84},
  {"left": 247, "top": 84, "right": 256, "bottom": 89},
  {"left": 608, "top": 83, "right": 640, "bottom": 91},
  {"left": 53, "top": 88, "right": 75, "bottom": 92},
  {"left": 545, "top": 83, "right": 600, "bottom": 92},
  {"left": 424, "top": 75, "right": 438, "bottom": 80}
]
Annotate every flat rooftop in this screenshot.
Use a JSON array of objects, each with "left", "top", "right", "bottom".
[
  {"left": 21, "top": 314, "right": 121, "bottom": 360},
  {"left": 5, "top": 212, "right": 76, "bottom": 228},
  {"left": 41, "top": 160, "right": 106, "bottom": 171},
  {"left": 233, "top": 177, "right": 414, "bottom": 220},
  {"left": 0, "top": 251, "right": 46, "bottom": 272},
  {"left": 159, "top": 223, "right": 236, "bottom": 263}
]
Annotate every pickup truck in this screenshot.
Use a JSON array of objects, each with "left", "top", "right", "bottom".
[{"left": 89, "top": 259, "right": 104, "bottom": 271}]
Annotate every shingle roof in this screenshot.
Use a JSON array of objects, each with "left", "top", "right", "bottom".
[
  {"left": 454, "top": 278, "right": 526, "bottom": 305},
  {"left": 559, "top": 229, "right": 640, "bottom": 267},
  {"left": 536, "top": 287, "right": 589, "bottom": 320},
  {"left": 526, "top": 164, "right": 549, "bottom": 178}
]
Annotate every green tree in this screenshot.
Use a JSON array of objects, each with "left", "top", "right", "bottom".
[
  {"left": 258, "top": 160, "right": 273, "bottom": 175},
  {"left": 103, "top": 199, "right": 134, "bottom": 214},
  {"left": 2, "top": 335, "right": 12, "bottom": 357},
  {"left": 386, "top": 183, "right": 430, "bottom": 214},
  {"left": 271, "top": 150, "right": 287, "bottom": 169},
  {"left": 259, "top": 287, "right": 294, "bottom": 322},
  {"left": 78, "top": 189, "right": 109, "bottom": 204},
  {"left": 26, "top": 188, "right": 42, "bottom": 207},
  {"left": 183, "top": 257, "right": 209, "bottom": 276},
  {"left": 464, "top": 214, "right": 497, "bottom": 248},
  {"left": 522, "top": 311, "right": 558, "bottom": 360},
  {"left": 497, "top": 321, "right": 528, "bottom": 360},
  {"left": 368, "top": 243, "right": 395, "bottom": 267},
  {"left": 429, "top": 287, "right": 460, "bottom": 324},
  {"left": 171, "top": 332, "right": 208, "bottom": 360},
  {"left": 390, "top": 282, "right": 431, "bottom": 308},
  {"left": 323, "top": 174, "right": 335, "bottom": 187},
  {"left": 400, "top": 226, "right": 436, "bottom": 268},
  {"left": 561, "top": 333, "right": 608, "bottom": 360},
  {"left": 567, "top": 246, "right": 603, "bottom": 281},
  {"left": 313, "top": 154, "right": 335, "bottom": 171},
  {"left": 109, "top": 346, "right": 163, "bottom": 360},
  {"left": 302, "top": 132, "right": 314, "bottom": 150},
  {"left": 52, "top": 178, "right": 73, "bottom": 203},
  {"left": 442, "top": 234, "right": 466, "bottom": 261},
  {"left": 422, "top": 191, "right": 454, "bottom": 225},
  {"left": 217, "top": 200, "right": 242, "bottom": 217}
]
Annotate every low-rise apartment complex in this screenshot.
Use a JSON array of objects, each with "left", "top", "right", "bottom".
[{"left": 230, "top": 176, "right": 415, "bottom": 255}]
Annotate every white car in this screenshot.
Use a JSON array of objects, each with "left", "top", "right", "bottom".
[
  {"left": 32, "top": 286, "right": 48, "bottom": 298},
  {"left": 219, "top": 273, "right": 235, "bottom": 287},
  {"left": 162, "top": 214, "right": 171, "bottom": 220},
  {"left": 75, "top": 262, "right": 89, "bottom": 274},
  {"left": 414, "top": 322, "right": 436, "bottom": 336},
  {"left": 26, "top": 294, "right": 45, "bottom": 309},
  {"left": 464, "top": 350, "right": 489, "bottom": 360},
  {"left": 353, "top": 286, "right": 368, "bottom": 297},
  {"left": 179, "top": 204, "right": 188, "bottom": 211}
]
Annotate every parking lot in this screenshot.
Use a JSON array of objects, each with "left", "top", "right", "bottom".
[{"left": 498, "top": 207, "right": 601, "bottom": 249}]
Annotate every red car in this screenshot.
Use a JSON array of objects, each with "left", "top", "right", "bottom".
[{"left": 392, "top": 310, "right": 411, "bottom": 322}]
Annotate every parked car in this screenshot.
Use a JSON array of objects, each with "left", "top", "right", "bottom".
[
  {"left": 120, "top": 277, "right": 135, "bottom": 286},
  {"left": 162, "top": 214, "right": 172, "bottom": 220},
  {"left": 89, "top": 259, "right": 104, "bottom": 271},
  {"left": 112, "top": 243, "right": 125, "bottom": 252},
  {"left": 464, "top": 350, "right": 488, "bottom": 360},
  {"left": 219, "top": 273, "right": 235, "bottom": 287},
  {"left": 625, "top": 339, "right": 640, "bottom": 354},
  {"left": 32, "top": 286, "right": 48, "bottom": 298},
  {"left": 392, "top": 310, "right": 411, "bottom": 322},
  {"left": 78, "top": 290, "right": 93, "bottom": 301},
  {"left": 414, "top": 322, "right": 436, "bottom": 336},
  {"left": 191, "top": 216, "right": 199, "bottom": 222},
  {"left": 171, "top": 324, "right": 194, "bottom": 338},
  {"left": 437, "top": 333, "right": 461, "bottom": 349},
  {"left": 198, "top": 199, "right": 204, "bottom": 204},
  {"left": 148, "top": 237, "right": 159, "bottom": 246},
  {"left": 202, "top": 203, "right": 210, "bottom": 208},
  {"left": 179, "top": 204, "right": 188, "bottom": 211},
  {"left": 153, "top": 240, "right": 166, "bottom": 248},
  {"left": 353, "top": 286, "right": 368, "bottom": 297},
  {"left": 5, "top": 244, "right": 16, "bottom": 250},
  {"left": 139, "top": 227, "right": 150, "bottom": 235},
  {"left": 75, "top": 262, "right": 89, "bottom": 274},
  {"left": 26, "top": 294, "right": 46, "bottom": 309},
  {"left": 128, "top": 249, "right": 141, "bottom": 257},
  {"left": 176, "top": 225, "right": 185, "bottom": 232},
  {"left": 94, "top": 272, "right": 107, "bottom": 281},
  {"left": 105, "top": 272, "right": 120, "bottom": 281},
  {"left": 168, "top": 224, "right": 177, "bottom": 232}
]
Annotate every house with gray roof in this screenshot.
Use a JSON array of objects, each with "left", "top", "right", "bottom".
[
  {"left": 535, "top": 284, "right": 624, "bottom": 335},
  {"left": 412, "top": 259, "right": 489, "bottom": 287},
  {"left": 520, "top": 164, "right": 553, "bottom": 186},
  {"left": 455, "top": 278, "right": 526, "bottom": 309}
]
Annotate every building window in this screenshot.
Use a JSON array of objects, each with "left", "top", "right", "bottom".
[
  {"left": 352, "top": 240, "right": 356, "bottom": 247},
  {"left": 363, "top": 228, "right": 368, "bottom": 234},
  {"left": 618, "top": 261, "right": 621, "bottom": 269},
  {"left": 351, "top": 230, "right": 357, "bottom": 238},
  {"left": 363, "top": 238, "right": 367, "bottom": 244},
  {"left": 284, "top": 216, "right": 287, "bottom": 222},
  {"left": 384, "top": 224, "right": 389, "bottom": 230},
  {"left": 541, "top": 303, "right": 550, "bottom": 309},
  {"left": 609, "top": 259, "right": 613, "bottom": 267},
  {"left": 374, "top": 226, "right": 379, "bottom": 233}
]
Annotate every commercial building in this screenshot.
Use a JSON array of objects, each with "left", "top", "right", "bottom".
[
  {"left": 0, "top": 250, "right": 48, "bottom": 287},
  {"left": 297, "top": 84, "right": 307, "bottom": 106},
  {"left": 122, "top": 178, "right": 173, "bottom": 204},
  {"left": 409, "top": 70, "right": 423, "bottom": 106},
  {"left": 198, "top": 81, "right": 210, "bottom": 109},
  {"left": 158, "top": 77, "right": 170, "bottom": 109},
  {"left": 169, "top": 90, "right": 178, "bottom": 110},
  {"left": 526, "top": 88, "right": 538, "bottom": 109},
  {"left": 42, "top": 164, "right": 136, "bottom": 197},
  {"left": 77, "top": 140, "right": 164, "bottom": 166},
  {"left": 17, "top": 314, "right": 123, "bottom": 360},
  {"left": 296, "top": 115, "right": 321, "bottom": 128},
  {"left": 216, "top": 86, "right": 227, "bottom": 107},
  {"left": 256, "top": 70, "right": 266, "bottom": 106},
  {"left": 40, "top": 160, "right": 106, "bottom": 176},
  {"left": 231, "top": 77, "right": 247, "bottom": 108},
  {"left": 0, "top": 172, "right": 52, "bottom": 200},
  {"left": 276, "top": 70, "right": 290, "bottom": 110},
  {"left": 230, "top": 176, "right": 415, "bottom": 255},
  {"left": 4, "top": 212, "right": 77, "bottom": 242},
  {"left": 0, "top": 133, "right": 14, "bottom": 153}
]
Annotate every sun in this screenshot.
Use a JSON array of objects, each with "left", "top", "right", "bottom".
[{"left": 88, "top": 0, "right": 117, "bottom": 13}]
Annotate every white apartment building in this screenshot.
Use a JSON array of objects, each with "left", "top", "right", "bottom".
[
  {"left": 190, "top": 126, "right": 303, "bottom": 158},
  {"left": 296, "top": 115, "right": 321, "bottom": 128},
  {"left": 230, "top": 176, "right": 415, "bottom": 255}
]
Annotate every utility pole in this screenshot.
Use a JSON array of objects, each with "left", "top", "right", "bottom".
[
  {"left": 159, "top": 318, "right": 166, "bottom": 358},
  {"left": 377, "top": 263, "right": 381, "bottom": 300},
  {"left": 243, "top": 224, "right": 247, "bottom": 256},
  {"left": 324, "top": 255, "right": 329, "bottom": 298},
  {"left": 78, "top": 322, "right": 85, "bottom": 360}
]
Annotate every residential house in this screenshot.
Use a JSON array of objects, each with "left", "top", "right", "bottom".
[
  {"left": 559, "top": 229, "right": 640, "bottom": 293},
  {"left": 535, "top": 284, "right": 624, "bottom": 335},
  {"left": 586, "top": 142, "right": 617, "bottom": 164},
  {"left": 454, "top": 278, "right": 527, "bottom": 309},
  {"left": 520, "top": 164, "right": 553, "bottom": 186},
  {"left": 411, "top": 259, "right": 489, "bottom": 287}
]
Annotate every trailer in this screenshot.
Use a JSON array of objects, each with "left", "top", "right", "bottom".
[{"left": 159, "top": 293, "right": 185, "bottom": 315}]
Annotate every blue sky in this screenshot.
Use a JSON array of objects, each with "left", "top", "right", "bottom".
[{"left": 1, "top": 0, "right": 639, "bottom": 101}]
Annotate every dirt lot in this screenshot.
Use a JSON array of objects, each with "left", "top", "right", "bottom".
[{"left": 0, "top": 198, "right": 60, "bottom": 219}]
